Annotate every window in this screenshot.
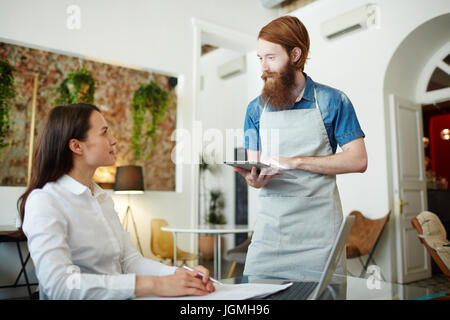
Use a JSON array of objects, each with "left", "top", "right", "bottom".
[{"left": 426, "top": 54, "right": 450, "bottom": 92}]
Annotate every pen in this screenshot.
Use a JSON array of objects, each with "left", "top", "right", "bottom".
[{"left": 182, "top": 265, "right": 223, "bottom": 285}]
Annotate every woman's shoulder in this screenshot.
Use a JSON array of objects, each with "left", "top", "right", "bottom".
[
  {"left": 22, "top": 184, "right": 69, "bottom": 238},
  {"left": 28, "top": 181, "right": 57, "bottom": 197},
  {"left": 25, "top": 182, "right": 63, "bottom": 212}
]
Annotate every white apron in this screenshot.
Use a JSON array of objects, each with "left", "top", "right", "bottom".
[{"left": 244, "top": 86, "right": 346, "bottom": 280}]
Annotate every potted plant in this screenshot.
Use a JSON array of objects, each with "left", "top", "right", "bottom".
[
  {"left": 198, "top": 153, "right": 212, "bottom": 223},
  {"left": 130, "top": 80, "right": 170, "bottom": 163},
  {"left": 0, "top": 59, "right": 17, "bottom": 156},
  {"left": 199, "top": 189, "right": 227, "bottom": 259},
  {"left": 206, "top": 190, "right": 226, "bottom": 224},
  {"left": 54, "top": 67, "right": 95, "bottom": 104}
]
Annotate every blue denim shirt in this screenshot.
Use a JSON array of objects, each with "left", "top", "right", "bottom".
[{"left": 244, "top": 73, "right": 365, "bottom": 154}]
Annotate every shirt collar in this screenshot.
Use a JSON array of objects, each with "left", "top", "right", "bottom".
[
  {"left": 58, "top": 174, "right": 108, "bottom": 201},
  {"left": 295, "top": 73, "right": 315, "bottom": 103},
  {"left": 92, "top": 181, "right": 108, "bottom": 201}
]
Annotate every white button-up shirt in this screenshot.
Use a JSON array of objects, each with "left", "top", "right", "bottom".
[{"left": 22, "top": 174, "right": 176, "bottom": 299}]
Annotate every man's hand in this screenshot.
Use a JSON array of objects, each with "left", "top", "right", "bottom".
[
  {"left": 261, "top": 156, "right": 298, "bottom": 170},
  {"left": 254, "top": 137, "right": 368, "bottom": 175},
  {"left": 234, "top": 166, "right": 282, "bottom": 189}
]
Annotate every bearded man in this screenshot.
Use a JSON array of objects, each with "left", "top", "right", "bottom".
[{"left": 234, "top": 16, "right": 368, "bottom": 279}]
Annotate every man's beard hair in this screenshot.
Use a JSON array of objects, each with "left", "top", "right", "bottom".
[{"left": 261, "top": 63, "right": 298, "bottom": 110}]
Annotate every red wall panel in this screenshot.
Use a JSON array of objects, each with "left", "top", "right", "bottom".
[{"left": 429, "top": 114, "right": 450, "bottom": 187}]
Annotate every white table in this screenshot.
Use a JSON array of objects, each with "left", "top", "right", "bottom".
[
  {"left": 161, "top": 224, "right": 253, "bottom": 280},
  {"left": 0, "top": 224, "right": 18, "bottom": 235}
]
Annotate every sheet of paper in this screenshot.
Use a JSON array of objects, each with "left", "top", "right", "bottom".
[{"left": 135, "top": 282, "right": 293, "bottom": 300}]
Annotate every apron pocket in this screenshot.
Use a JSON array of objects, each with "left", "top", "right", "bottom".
[
  {"left": 252, "top": 211, "right": 281, "bottom": 244},
  {"left": 275, "top": 195, "right": 336, "bottom": 247}
]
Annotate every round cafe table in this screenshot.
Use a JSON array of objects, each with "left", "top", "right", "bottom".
[{"left": 161, "top": 224, "right": 253, "bottom": 280}]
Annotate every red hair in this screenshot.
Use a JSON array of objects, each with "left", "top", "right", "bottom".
[{"left": 258, "top": 16, "right": 310, "bottom": 71}]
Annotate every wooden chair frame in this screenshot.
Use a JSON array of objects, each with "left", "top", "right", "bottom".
[{"left": 411, "top": 217, "right": 450, "bottom": 281}]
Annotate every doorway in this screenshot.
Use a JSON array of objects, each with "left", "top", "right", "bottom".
[
  {"left": 384, "top": 13, "right": 450, "bottom": 283},
  {"left": 192, "top": 18, "right": 254, "bottom": 263},
  {"left": 422, "top": 99, "right": 450, "bottom": 275}
]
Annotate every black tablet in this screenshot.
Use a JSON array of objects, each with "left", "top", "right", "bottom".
[{"left": 223, "top": 161, "right": 297, "bottom": 179}]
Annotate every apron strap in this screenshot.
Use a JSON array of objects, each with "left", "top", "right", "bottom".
[
  {"left": 262, "top": 99, "right": 269, "bottom": 114},
  {"left": 313, "top": 86, "right": 319, "bottom": 109}
]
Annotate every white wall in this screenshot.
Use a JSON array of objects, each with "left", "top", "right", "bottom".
[
  {"left": 0, "top": 0, "right": 277, "bottom": 298},
  {"left": 245, "top": 50, "right": 264, "bottom": 230},
  {"left": 198, "top": 48, "right": 249, "bottom": 250},
  {"left": 244, "top": 0, "right": 449, "bottom": 282}
]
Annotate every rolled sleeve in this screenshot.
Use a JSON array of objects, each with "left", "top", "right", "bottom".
[
  {"left": 243, "top": 99, "right": 261, "bottom": 151},
  {"left": 23, "top": 191, "right": 136, "bottom": 300},
  {"left": 334, "top": 92, "right": 365, "bottom": 147}
]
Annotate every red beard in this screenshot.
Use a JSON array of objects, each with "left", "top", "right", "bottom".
[{"left": 261, "top": 63, "right": 298, "bottom": 110}]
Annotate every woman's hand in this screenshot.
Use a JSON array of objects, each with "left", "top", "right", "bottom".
[
  {"left": 191, "top": 265, "right": 215, "bottom": 291},
  {"left": 234, "top": 166, "right": 283, "bottom": 189},
  {"left": 135, "top": 265, "right": 215, "bottom": 298}
]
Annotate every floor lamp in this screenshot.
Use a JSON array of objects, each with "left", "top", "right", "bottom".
[{"left": 114, "top": 165, "right": 145, "bottom": 255}]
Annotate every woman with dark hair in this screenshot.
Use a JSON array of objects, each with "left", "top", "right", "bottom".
[{"left": 18, "top": 103, "right": 215, "bottom": 299}]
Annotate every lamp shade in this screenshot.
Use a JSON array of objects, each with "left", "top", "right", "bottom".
[{"left": 114, "top": 165, "right": 144, "bottom": 194}]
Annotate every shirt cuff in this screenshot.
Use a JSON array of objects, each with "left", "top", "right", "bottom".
[
  {"left": 110, "top": 273, "right": 136, "bottom": 300},
  {"left": 337, "top": 128, "right": 365, "bottom": 147},
  {"left": 158, "top": 265, "right": 177, "bottom": 277},
  {"left": 121, "top": 273, "right": 136, "bottom": 299}
]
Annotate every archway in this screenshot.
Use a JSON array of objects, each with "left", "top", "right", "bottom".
[{"left": 383, "top": 13, "right": 450, "bottom": 283}]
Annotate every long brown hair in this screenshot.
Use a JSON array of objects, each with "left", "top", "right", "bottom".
[
  {"left": 258, "top": 16, "right": 310, "bottom": 71},
  {"left": 17, "top": 103, "right": 100, "bottom": 223}
]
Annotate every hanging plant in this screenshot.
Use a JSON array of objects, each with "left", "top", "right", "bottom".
[
  {"left": 130, "top": 80, "right": 170, "bottom": 163},
  {"left": 0, "top": 59, "right": 17, "bottom": 155},
  {"left": 55, "top": 67, "right": 95, "bottom": 104}
]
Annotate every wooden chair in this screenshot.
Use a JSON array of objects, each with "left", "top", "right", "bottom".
[
  {"left": 224, "top": 235, "right": 252, "bottom": 279},
  {"left": 0, "top": 230, "right": 39, "bottom": 299},
  {"left": 411, "top": 211, "right": 450, "bottom": 281},
  {"left": 150, "top": 219, "right": 198, "bottom": 266},
  {"left": 346, "top": 210, "right": 391, "bottom": 279}
]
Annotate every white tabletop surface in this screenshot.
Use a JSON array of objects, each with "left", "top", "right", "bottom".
[
  {"left": 161, "top": 224, "right": 252, "bottom": 234},
  {"left": 0, "top": 224, "right": 18, "bottom": 232},
  {"left": 0, "top": 224, "right": 19, "bottom": 235}
]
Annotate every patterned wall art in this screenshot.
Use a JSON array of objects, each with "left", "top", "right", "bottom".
[{"left": 0, "top": 42, "right": 177, "bottom": 191}]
